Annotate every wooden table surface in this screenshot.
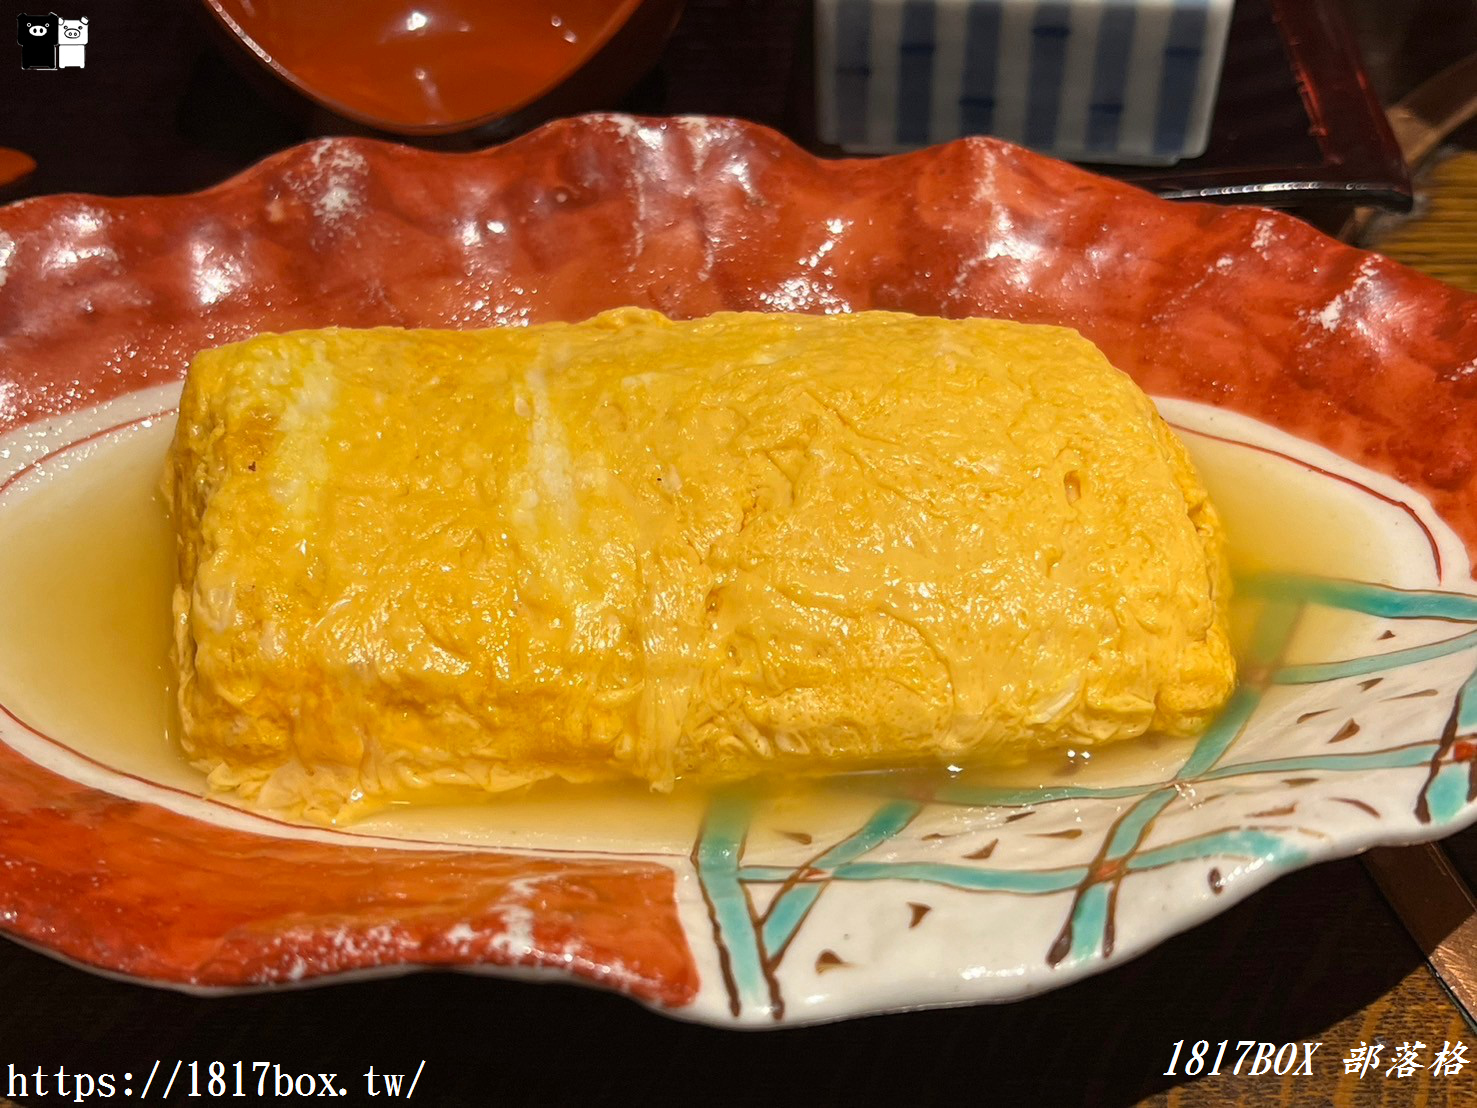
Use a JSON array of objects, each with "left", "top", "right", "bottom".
[{"left": 4, "top": 2, "right": 1477, "bottom": 1105}]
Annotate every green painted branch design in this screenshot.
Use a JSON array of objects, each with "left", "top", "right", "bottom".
[{"left": 694, "top": 574, "right": 1477, "bottom": 1019}]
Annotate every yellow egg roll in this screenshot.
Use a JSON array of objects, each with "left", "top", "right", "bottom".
[{"left": 165, "top": 308, "right": 1234, "bottom": 820}]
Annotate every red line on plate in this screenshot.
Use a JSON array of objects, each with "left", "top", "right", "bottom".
[
  {"left": 0, "top": 407, "right": 676, "bottom": 859},
  {"left": 1169, "top": 420, "right": 1444, "bottom": 578}
]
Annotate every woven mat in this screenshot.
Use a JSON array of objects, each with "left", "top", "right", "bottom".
[{"left": 1368, "top": 149, "right": 1477, "bottom": 291}]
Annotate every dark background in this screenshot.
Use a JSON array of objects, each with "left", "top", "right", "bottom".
[
  {"left": 1, "top": 0, "right": 1474, "bottom": 205},
  {"left": 0, "top": 858, "right": 1452, "bottom": 1106}
]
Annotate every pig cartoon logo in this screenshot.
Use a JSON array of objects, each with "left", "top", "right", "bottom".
[
  {"left": 17, "top": 13, "right": 86, "bottom": 70},
  {"left": 57, "top": 16, "right": 86, "bottom": 68},
  {"left": 17, "top": 13, "right": 58, "bottom": 70}
]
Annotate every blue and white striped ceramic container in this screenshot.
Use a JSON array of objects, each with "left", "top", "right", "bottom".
[{"left": 816, "top": 0, "right": 1234, "bottom": 164}]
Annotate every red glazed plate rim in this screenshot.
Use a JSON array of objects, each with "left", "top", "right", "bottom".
[{"left": 1, "top": 115, "right": 1476, "bottom": 1026}]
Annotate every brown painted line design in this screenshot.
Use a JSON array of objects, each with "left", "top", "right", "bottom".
[
  {"left": 814, "top": 950, "right": 848, "bottom": 973},
  {"left": 1415, "top": 697, "right": 1472, "bottom": 825},
  {"left": 964, "top": 839, "right": 998, "bottom": 860},
  {"left": 690, "top": 817, "right": 745, "bottom": 1019},
  {"left": 757, "top": 806, "right": 924, "bottom": 994},
  {"left": 1360, "top": 678, "right": 1384, "bottom": 691},
  {"left": 1037, "top": 593, "right": 1343, "bottom": 969},
  {"left": 1282, "top": 777, "right": 1320, "bottom": 786},
  {"left": 1387, "top": 688, "right": 1441, "bottom": 700},
  {"left": 1380, "top": 630, "right": 1397, "bottom": 640},
  {"left": 778, "top": 830, "right": 813, "bottom": 845},
  {"left": 1046, "top": 795, "right": 1156, "bottom": 968},
  {"left": 1047, "top": 594, "right": 1321, "bottom": 969},
  {"left": 1332, "top": 797, "right": 1380, "bottom": 817},
  {"left": 1329, "top": 720, "right": 1361, "bottom": 743},
  {"left": 1004, "top": 811, "right": 1034, "bottom": 823},
  {"left": 1168, "top": 422, "right": 1445, "bottom": 578},
  {"left": 907, "top": 903, "right": 931, "bottom": 928},
  {"left": 1297, "top": 709, "right": 1333, "bottom": 723},
  {"left": 1249, "top": 803, "right": 1298, "bottom": 818},
  {"left": 1034, "top": 829, "right": 1084, "bottom": 839},
  {"left": 746, "top": 880, "right": 786, "bottom": 1018},
  {"left": 1103, "top": 877, "right": 1124, "bottom": 961},
  {"left": 699, "top": 809, "right": 788, "bottom": 1017}
]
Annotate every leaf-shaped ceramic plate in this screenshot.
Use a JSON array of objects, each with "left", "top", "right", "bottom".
[{"left": 2, "top": 116, "right": 1477, "bottom": 1026}]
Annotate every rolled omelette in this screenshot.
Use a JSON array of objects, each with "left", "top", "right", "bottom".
[{"left": 166, "top": 308, "right": 1234, "bottom": 820}]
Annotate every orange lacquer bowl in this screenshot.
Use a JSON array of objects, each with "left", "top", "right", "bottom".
[{"left": 203, "top": 0, "right": 685, "bottom": 135}]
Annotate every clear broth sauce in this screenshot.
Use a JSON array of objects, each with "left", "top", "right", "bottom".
[{"left": 0, "top": 414, "right": 1399, "bottom": 846}]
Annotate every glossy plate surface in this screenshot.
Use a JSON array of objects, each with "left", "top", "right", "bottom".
[{"left": 1, "top": 116, "right": 1476, "bottom": 1025}]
